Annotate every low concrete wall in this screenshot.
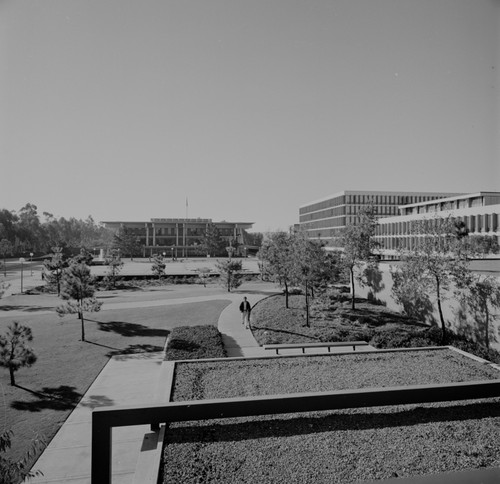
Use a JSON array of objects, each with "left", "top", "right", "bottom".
[{"left": 354, "top": 262, "right": 500, "bottom": 352}]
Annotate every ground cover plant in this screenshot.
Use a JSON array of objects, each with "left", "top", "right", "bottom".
[
  {"left": 251, "top": 293, "right": 500, "bottom": 363},
  {"left": 163, "top": 349, "right": 500, "bottom": 483},
  {"left": 0, "top": 287, "right": 230, "bottom": 476},
  {"left": 165, "top": 325, "right": 226, "bottom": 360}
]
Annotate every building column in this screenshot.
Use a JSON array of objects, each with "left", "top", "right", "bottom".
[
  {"left": 183, "top": 223, "right": 186, "bottom": 257},
  {"left": 152, "top": 224, "right": 156, "bottom": 247},
  {"left": 145, "top": 223, "right": 150, "bottom": 247},
  {"left": 175, "top": 224, "right": 179, "bottom": 257}
]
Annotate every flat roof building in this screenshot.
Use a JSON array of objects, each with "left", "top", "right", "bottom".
[
  {"left": 102, "top": 218, "right": 254, "bottom": 258},
  {"left": 299, "top": 190, "right": 463, "bottom": 245},
  {"left": 375, "top": 192, "right": 500, "bottom": 255}
]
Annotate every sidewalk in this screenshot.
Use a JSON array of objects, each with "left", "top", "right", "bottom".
[
  {"left": 23, "top": 285, "right": 278, "bottom": 483},
  {"left": 23, "top": 282, "right": 373, "bottom": 483}
]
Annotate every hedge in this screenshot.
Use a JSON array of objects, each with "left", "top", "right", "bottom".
[{"left": 165, "top": 325, "right": 227, "bottom": 361}]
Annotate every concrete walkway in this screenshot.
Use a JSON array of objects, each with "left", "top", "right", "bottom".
[
  {"left": 22, "top": 284, "right": 278, "bottom": 483},
  {"left": 21, "top": 280, "right": 373, "bottom": 483}
]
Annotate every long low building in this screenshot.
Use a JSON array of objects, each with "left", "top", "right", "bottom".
[
  {"left": 375, "top": 192, "right": 500, "bottom": 255},
  {"left": 299, "top": 190, "right": 463, "bottom": 244},
  {"left": 102, "top": 218, "right": 254, "bottom": 257}
]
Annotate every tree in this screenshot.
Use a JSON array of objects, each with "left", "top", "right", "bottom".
[
  {"left": 196, "top": 267, "right": 212, "bottom": 287},
  {"left": 339, "top": 203, "right": 379, "bottom": 310},
  {"left": 0, "top": 239, "right": 13, "bottom": 277},
  {"left": 458, "top": 274, "right": 500, "bottom": 349},
  {"left": 392, "top": 216, "right": 471, "bottom": 343},
  {"left": 290, "top": 231, "right": 331, "bottom": 327},
  {"left": 113, "top": 226, "right": 141, "bottom": 260},
  {"left": 0, "top": 429, "right": 43, "bottom": 483},
  {"left": 151, "top": 254, "right": 166, "bottom": 279},
  {"left": 0, "top": 321, "right": 37, "bottom": 386},
  {"left": 56, "top": 262, "right": 102, "bottom": 341},
  {"left": 17, "top": 203, "right": 42, "bottom": 252},
  {"left": 43, "top": 246, "right": 68, "bottom": 296},
  {"left": 104, "top": 248, "right": 124, "bottom": 288},
  {"left": 198, "top": 223, "right": 226, "bottom": 257},
  {"left": 0, "top": 277, "right": 43, "bottom": 482},
  {"left": 258, "top": 232, "right": 295, "bottom": 308},
  {"left": 215, "top": 259, "right": 242, "bottom": 292}
]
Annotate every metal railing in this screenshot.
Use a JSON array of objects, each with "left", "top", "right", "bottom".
[{"left": 92, "top": 379, "right": 500, "bottom": 483}]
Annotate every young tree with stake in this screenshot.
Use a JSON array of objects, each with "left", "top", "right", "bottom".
[{"left": 56, "top": 261, "right": 102, "bottom": 341}]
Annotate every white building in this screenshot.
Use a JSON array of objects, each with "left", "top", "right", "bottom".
[{"left": 375, "top": 192, "right": 500, "bottom": 255}]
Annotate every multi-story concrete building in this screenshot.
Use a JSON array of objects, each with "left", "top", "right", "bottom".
[
  {"left": 102, "top": 218, "right": 254, "bottom": 258},
  {"left": 375, "top": 192, "right": 500, "bottom": 255},
  {"left": 299, "top": 190, "right": 462, "bottom": 244}
]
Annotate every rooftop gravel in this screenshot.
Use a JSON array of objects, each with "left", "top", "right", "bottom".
[
  {"left": 162, "top": 349, "right": 500, "bottom": 483},
  {"left": 171, "top": 348, "right": 500, "bottom": 402}
]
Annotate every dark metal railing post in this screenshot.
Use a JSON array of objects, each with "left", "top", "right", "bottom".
[{"left": 92, "top": 411, "right": 112, "bottom": 484}]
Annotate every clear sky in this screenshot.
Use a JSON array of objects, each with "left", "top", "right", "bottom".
[{"left": 1, "top": 0, "right": 499, "bottom": 233}]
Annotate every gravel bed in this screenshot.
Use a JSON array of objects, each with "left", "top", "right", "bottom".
[
  {"left": 162, "top": 349, "right": 500, "bottom": 483},
  {"left": 171, "top": 348, "right": 500, "bottom": 401}
]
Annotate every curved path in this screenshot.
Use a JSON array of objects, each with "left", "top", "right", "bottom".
[{"left": 23, "top": 283, "right": 278, "bottom": 483}]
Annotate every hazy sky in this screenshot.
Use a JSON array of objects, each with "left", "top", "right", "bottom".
[{"left": 1, "top": 0, "right": 499, "bottom": 232}]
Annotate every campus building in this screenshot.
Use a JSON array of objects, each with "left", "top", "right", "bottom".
[
  {"left": 299, "top": 190, "right": 462, "bottom": 244},
  {"left": 375, "top": 192, "right": 500, "bottom": 255},
  {"left": 102, "top": 218, "right": 254, "bottom": 258}
]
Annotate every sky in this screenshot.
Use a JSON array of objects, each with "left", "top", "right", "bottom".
[{"left": 1, "top": 0, "right": 499, "bottom": 233}]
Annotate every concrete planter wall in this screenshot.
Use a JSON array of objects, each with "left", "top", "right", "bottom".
[{"left": 354, "top": 262, "right": 500, "bottom": 352}]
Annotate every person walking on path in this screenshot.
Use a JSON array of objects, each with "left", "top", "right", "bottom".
[{"left": 239, "top": 296, "right": 252, "bottom": 329}]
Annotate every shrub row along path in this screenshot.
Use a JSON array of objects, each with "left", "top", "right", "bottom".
[{"left": 13, "top": 276, "right": 278, "bottom": 484}]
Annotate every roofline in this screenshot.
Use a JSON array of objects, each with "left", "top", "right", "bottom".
[
  {"left": 398, "top": 191, "right": 500, "bottom": 208},
  {"left": 299, "top": 190, "right": 464, "bottom": 208}
]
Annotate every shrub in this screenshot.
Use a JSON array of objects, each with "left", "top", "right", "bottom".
[{"left": 165, "top": 325, "right": 226, "bottom": 361}]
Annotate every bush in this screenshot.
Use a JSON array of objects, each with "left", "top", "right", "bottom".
[{"left": 165, "top": 325, "right": 226, "bottom": 361}]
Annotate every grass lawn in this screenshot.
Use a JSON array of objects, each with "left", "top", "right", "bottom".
[{"left": 0, "top": 286, "right": 230, "bottom": 472}]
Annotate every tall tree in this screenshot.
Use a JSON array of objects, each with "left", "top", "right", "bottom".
[
  {"left": 339, "top": 203, "right": 379, "bottom": 309},
  {"left": 458, "top": 274, "right": 500, "bottom": 349},
  {"left": 113, "top": 226, "right": 141, "bottom": 260},
  {"left": 43, "top": 246, "right": 68, "bottom": 295},
  {"left": 393, "top": 216, "right": 471, "bottom": 343},
  {"left": 104, "top": 248, "right": 124, "bottom": 288},
  {"left": 215, "top": 259, "right": 242, "bottom": 292},
  {"left": 258, "top": 231, "right": 295, "bottom": 308},
  {"left": 290, "top": 231, "right": 328, "bottom": 327},
  {"left": 198, "top": 223, "right": 226, "bottom": 257},
  {"left": 0, "top": 239, "right": 13, "bottom": 277},
  {"left": 0, "top": 322, "right": 37, "bottom": 386},
  {"left": 56, "top": 261, "right": 102, "bottom": 341},
  {"left": 17, "top": 203, "right": 42, "bottom": 252}
]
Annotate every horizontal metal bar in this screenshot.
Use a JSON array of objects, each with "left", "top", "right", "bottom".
[{"left": 92, "top": 379, "right": 500, "bottom": 429}]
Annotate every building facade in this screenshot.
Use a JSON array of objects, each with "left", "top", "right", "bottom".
[
  {"left": 102, "top": 218, "right": 254, "bottom": 258},
  {"left": 375, "top": 192, "right": 500, "bottom": 255},
  {"left": 299, "top": 190, "right": 462, "bottom": 244}
]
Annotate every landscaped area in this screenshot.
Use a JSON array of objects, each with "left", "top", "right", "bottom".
[
  {"left": 251, "top": 293, "right": 500, "bottom": 363},
  {"left": 163, "top": 349, "right": 500, "bottom": 483},
  {"left": 0, "top": 283, "right": 230, "bottom": 472}
]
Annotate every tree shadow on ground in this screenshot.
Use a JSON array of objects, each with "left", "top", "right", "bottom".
[
  {"left": 107, "top": 343, "right": 165, "bottom": 358},
  {"left": 166, "top": 400, "right": 500, "bottom": 445},
  {"left": 96, "top": 321, "right": 170, "bottom": 338},
  {"left": 11, "top": 385, "right": 82, "bottom": 412},
  {"left": 85, "top": 340, "right": 121, "bottom": 351},
  {"left": 252, "top": 325, "right": 320, "bottom": 341}
]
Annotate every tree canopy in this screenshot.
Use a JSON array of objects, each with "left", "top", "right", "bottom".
[{"left": 0, "top": 203, "right": 113, "bottom": 255}]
